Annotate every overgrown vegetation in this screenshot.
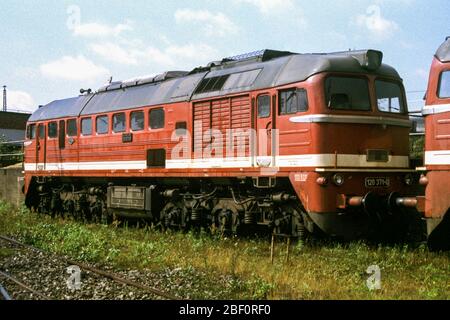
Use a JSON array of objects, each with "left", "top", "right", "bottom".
[
  {"left": 0, "top": 201, "right": 448, "bottom": 300},
  {"left": 410, "top": 135, "right": 425, "bottom": 161}
]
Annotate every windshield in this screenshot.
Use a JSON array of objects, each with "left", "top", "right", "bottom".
[
  {"left": 325, "top": 77, "right": 371, "bottom": 111},
  {"left": 438, "top": 70, "right": 450, "bottom": 98},
  {"left": 375, "top": 80, "right": 405, "bottom": 113}
]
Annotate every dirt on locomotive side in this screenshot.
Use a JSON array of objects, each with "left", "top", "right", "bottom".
[{"left": 0, "top": 201, "right": 448, "bottom": 300}]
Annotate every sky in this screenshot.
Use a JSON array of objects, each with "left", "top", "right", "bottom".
[{"left": 0, "top": 0, "right": 448, "bottom": 113}]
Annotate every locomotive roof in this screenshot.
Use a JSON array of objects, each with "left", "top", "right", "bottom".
[
  {"left": 436, "top": 37, "right": 450, "bottom": 62},
  {"left": 29, "top": 49, "right": 401, "bottom": 122}
]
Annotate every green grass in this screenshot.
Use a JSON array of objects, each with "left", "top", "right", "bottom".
[
  {"left": 0, "top": 248, "right": 15, "bottom": 258},
  {"left": 410, "top": 135, "right": 425, "bottom": 160},
  {"left": 0, "top": 201, "right": 448, "bottom": 300}
]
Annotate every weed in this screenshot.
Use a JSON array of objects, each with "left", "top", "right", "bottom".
[{"left": 0, "top": 202, "right": 448, "bottom": 300}]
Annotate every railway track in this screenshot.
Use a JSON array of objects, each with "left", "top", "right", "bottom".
[
  {"left": 0, "top": 235, "right": 179, "bottom": 300},
  {"left": 0, "top": 271, "right": 51, "bottom": 300},
  {"left": 0, "top": 283, "right": 12, "bottom": 300}
]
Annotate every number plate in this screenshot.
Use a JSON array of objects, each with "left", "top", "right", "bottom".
[{"left": 365, "top": 177, "right": 390, "bottom": 188}]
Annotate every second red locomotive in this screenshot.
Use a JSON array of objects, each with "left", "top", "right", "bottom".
[{"left": 417, "top": 37, "right": 450, "bottom": 249}]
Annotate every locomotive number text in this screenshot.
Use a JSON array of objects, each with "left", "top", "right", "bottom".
[{"left": 365, "top": 177, "right": 390, "bottom": 188}]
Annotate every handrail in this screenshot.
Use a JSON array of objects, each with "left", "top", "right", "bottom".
[
  {"left": 0, "top": 153, "right": 24, "bottom": 158},
  {"left": 0, "top": 140, "right": 25, "bottom": 168},
  {"left": 0, "top": 140, "right": 25, "bottom": 145}
]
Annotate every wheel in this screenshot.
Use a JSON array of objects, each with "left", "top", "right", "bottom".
[
  {"left": 160, "top": 202, "right": 189, "bottom": 231},
  {"left": 212, "top": 202, "right": 241, "bottom": 236}
]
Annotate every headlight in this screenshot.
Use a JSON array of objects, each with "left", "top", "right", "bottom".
[
  {"left": 332, "top": 174, "right": 345, "bottom": 186},
  {"left": 419, "top": 174, "right": 428, "bottom": 186},
  {"left": 404, "top": 174, "right": 414, "bottom": 186}
]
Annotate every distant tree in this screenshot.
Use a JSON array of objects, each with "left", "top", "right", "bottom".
[{"left": 410, "top": 135, "right": 424, "bottom": 159}]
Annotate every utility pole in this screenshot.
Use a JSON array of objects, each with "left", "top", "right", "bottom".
[{"left": 2, "top": 86, "right": 6, "bottom": 112}]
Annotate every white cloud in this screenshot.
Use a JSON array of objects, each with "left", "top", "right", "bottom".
[
  {"left": 40, "top": 55, "right": 110, "bottom": 82},
  {"left": 234, "top": 0, "right": 306, "bottom": 28},
  {"left": 165, "top": 44, "right": 219, "bottom": 65},
  {"left": 175, "top": 9, "right": 238, "bottom": 37},
  {"left": 6, "top": 90, "right": 36, "bottom": 113},
  {"left": 415, "top": 68, "right": 429, "bottom": 81},
  {"left": 90, "top": 39, "right": 219, "bottom": 70},
  {"left": 355, "top": 5, "right": 399, "bottom": 40},
  {"left": 142, "top": 47, "right": 177, "bottom": 67},
  {"left": 72, "top": 21, "right": 133, "bottom": 38},
  {"left": 90, "top": 42, "right": 138, "bottom": 65},
  {"left": 235, "top": 0, "right": 295, "bottom": 14},
  {"left": 374, "top": 0, "right": 414, "bottom": 5}
]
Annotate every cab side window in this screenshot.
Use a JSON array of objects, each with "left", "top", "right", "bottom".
[
  {"left": 258, "top": 95, "right": 271, "bottom": 118},
  {"left": 27, "top": 124, "right": 36, "bottom": 139},
  {"left": 438, "top": 70, "right": 450, "bottom": 98},
  {"left": 279, "top": 88, "right": 308, "bottom": 115}
]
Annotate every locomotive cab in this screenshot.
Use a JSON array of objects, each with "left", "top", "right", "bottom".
[{"left": 282, "top": 51, "right": 420, "bottom": 240}]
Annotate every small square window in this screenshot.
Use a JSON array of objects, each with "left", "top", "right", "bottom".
[
  {"left": 38, "top": 124, "right": 45, "bottom": 139},
  {"left": 81, "top": 118, "right": 92, "bottom": 136},
  {"left": 96, "top": 116, "right": 109, "bottom": 134},
  {"left": 113, "top": 113, "right": 126, "bottom": 133},
  {"left": 131, "top": 111, "right": 145, "bottom": 131},
  {"left": 48, "top": 122, "right": 58, "bottom": 138},
  {"left": 67, "top": 119, "right": 77, "bottom": 137},
  {"left": 258, "top": 95, "right": 271, "bottom": 118},
  {"left": 149, "top": 109, "right": 165, "bottom": 129}
]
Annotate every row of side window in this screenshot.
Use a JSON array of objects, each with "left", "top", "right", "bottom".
[
  {"left": 27, "top": 90, "right": 306, "bottom": 139},
  {"left": 28, "top": 119, "right": 80, "bottom": 139},
  {"left": 27, "top": 108, "right": 165, "bottom": 139},
  {"left": 82, "top": 109, "right": 164, "bottom": 136}
]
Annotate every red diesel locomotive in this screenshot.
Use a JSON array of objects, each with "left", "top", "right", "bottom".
[
  {"left": 419, "top": 37, "right": 450, "bottom": 249},
  {"left": 23, "top": 49, "right": 419, "bottom": 240}
]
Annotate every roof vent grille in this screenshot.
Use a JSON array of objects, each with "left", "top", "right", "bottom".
[
  {"left": 96, "top": 71, "right": 188, "bottom": 93},
  {"left": 222, "top": 49, "right": 294, "bottom": 64}
]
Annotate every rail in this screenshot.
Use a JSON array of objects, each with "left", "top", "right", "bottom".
[
  {"left": 0, "top": 235, "right": 179, "bottom": 300},
  {"left": 0, "top": 283, "right": 12, "bottom": 300},
  {"left": 0, "top": 271, "right": 51, "bottom": 300}
]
